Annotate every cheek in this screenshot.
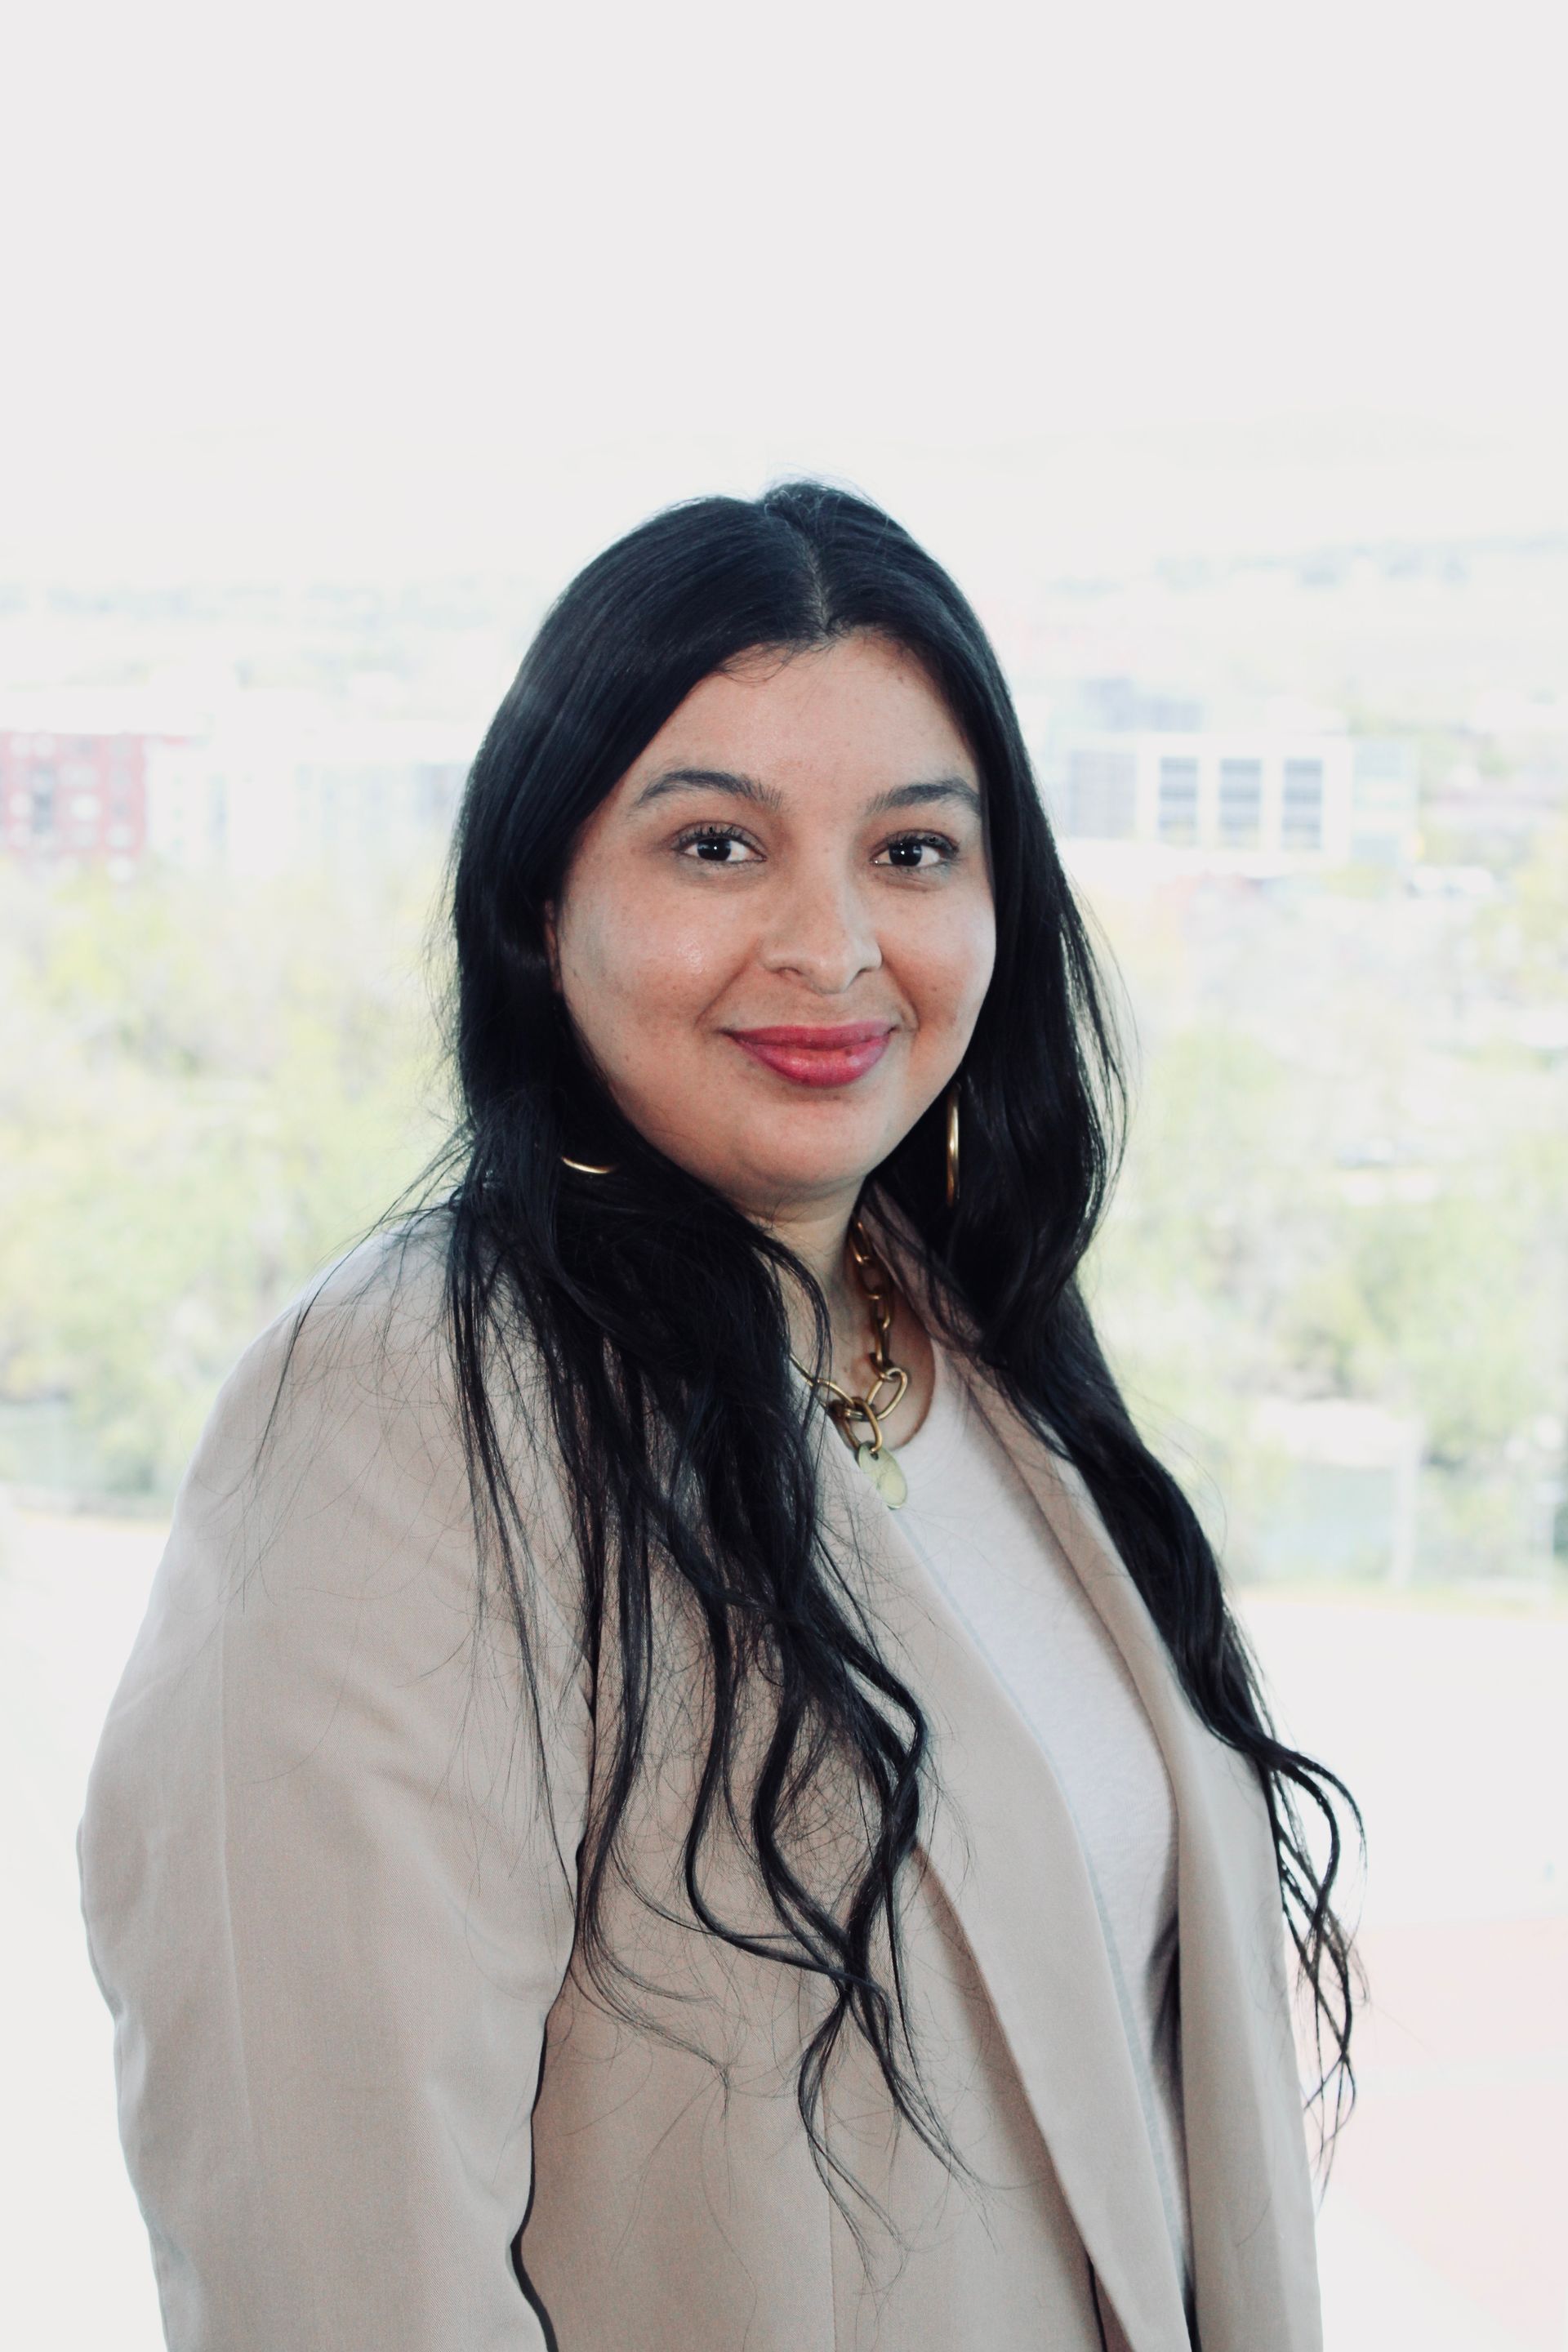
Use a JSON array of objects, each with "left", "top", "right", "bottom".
[
  {"left": 904, "top": 899, "right": 996, "bottom": 1041},
  {"left": 559, "top": 879, "right": 733, "bottom": 1049}
]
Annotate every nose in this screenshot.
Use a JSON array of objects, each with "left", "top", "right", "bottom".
[{"left": 756, "top": 861, "right": 882, "bottom": 995}]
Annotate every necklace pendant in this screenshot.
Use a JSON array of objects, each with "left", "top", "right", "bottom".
[{"left": 856, "top": 1441, "right": 908, "bottom": 1508}]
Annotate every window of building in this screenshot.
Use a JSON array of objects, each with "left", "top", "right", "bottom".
[
  {"left": 1282, "top": 757, "right": 1325, "bottom": 850},
  {"left": 1218, "top": 757, "right": 1263, "bottom": 846},
  {"left": 28, "top": 770, "right": 57, "bottom": 832},
  {"left": 1066, "top": 746, "right": 1138, "bottom": 839},
  {"left": 1157, "top": 756, "right": 1200, "bottom": 844}
]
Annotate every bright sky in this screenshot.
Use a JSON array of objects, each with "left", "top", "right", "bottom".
[{"left": 5, "top": 0, "right": 1566, "bottom": 582}]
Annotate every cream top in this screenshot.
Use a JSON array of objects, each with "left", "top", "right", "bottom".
[{"left": 888, "top": 1339, "right": 1195, "bottom": 2299}]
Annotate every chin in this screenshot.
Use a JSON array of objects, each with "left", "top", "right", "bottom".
[
  {"left": 664, "top": 1106, "right": 905, "bottom": 1215},
  {"left": 726, "top": 1144, "right": 888, "bottom": 1210}
]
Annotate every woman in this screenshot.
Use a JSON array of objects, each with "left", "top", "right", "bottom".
[{"left": 79, "top": 482, "right": 1357, "bottom": 2352}]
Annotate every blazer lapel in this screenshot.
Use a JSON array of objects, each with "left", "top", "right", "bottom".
[
  {"left": 813, "top": 1421, "right": 1195, "bottom": 2352},
  {"left": 947, "top": 1364, "right": 1325, "bottom": 2352}
]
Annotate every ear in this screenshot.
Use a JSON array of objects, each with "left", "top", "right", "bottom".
[{"left": 541, "top": 901, "right": 562, "bottom": 991}]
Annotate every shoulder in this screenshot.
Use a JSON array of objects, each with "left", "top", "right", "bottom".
[
  {"left": 221, "top": 1207, "right": 455, "bottom": 1428},
  {"left": 199, "top": 1203, "right": 541, "bottom": 1480},
  {"left": 97, "top": 1210, "right": 591, "bottom": 1834},
  {"left": 179, "top": 1207, "right": 564, "bottom": 1616}
]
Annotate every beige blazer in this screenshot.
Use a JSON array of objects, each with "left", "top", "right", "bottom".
[{"left": 78, "top": 1220, "right": 1321, "bottom": 2352}]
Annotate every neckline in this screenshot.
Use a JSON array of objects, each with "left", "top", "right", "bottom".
[{"left": 887, "top": 1334, "right": 960, "bottom": 1476}]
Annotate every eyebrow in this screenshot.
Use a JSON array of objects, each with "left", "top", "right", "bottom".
[
  {"left": 632, "top": 766, "right": 982, "bottom": 819},
  {"left": 633, "top": 766, "right": 784, "bottom": 811},
  {"left": 866, "top": 777, "right": 983, "bottom": 819}
]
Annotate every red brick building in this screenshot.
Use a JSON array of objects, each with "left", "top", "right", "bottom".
[{"left": 0, "top": 732, "right": 150, "bottom": 875}]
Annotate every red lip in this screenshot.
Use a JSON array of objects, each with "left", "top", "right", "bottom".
[{"left": 726, "top": 1022, "right": 896, "bottom": 1089}]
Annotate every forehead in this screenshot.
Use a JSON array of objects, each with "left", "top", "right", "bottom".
[{"left": 624, "top": 633, "right": 976, "bottom": 788}]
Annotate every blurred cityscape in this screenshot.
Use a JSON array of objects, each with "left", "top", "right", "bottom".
[{"left": 2, "top": 536, "right": 1566, "bottom": 1598}]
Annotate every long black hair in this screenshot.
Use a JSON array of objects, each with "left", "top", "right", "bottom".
[{"left": 305, "top": 480, "right": 1360, "bottom": 2207}]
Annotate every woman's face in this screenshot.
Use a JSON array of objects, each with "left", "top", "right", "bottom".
[{"left": 546, "top": 630, "right": 996, "bottom": 1223}]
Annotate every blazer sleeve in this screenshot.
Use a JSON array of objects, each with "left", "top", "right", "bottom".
[{"left": 77, "top": 1242, "right": 594, "bottom": 2351}]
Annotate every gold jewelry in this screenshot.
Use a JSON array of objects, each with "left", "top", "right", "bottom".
[
  {"left": 560, "top": 1154, "right": 616, "bottom": 1176},
  {"left": 790, "top": 1217, "right": 910, "bottom": 1508},
  {"left": 944, "top": 1080, "right": 961, "bottom": 1210}
]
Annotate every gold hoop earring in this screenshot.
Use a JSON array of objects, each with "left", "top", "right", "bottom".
[
  {"left": 944, "top": 1082, "right": 961, "bottom": 1210},
  {"left": 561, "top": 1155, "right": 616, "bottom": 1177}
]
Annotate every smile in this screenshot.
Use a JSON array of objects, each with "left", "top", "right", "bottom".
[{"left": 725, "top": 1022, "right": 895, "bottom": 1089}]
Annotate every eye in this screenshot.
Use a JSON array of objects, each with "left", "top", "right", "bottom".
[
  {"left": 874, "top": 831, "right": 960, "bottom": 871},
  {"left": 674, "top": 823, "right": 762, "bottom": 866}
]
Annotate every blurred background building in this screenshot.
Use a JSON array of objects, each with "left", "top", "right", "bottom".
[{"left": 1, "top": 700, "right": 470, "bottom": 882}]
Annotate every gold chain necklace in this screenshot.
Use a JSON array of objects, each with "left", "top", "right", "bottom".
[{"left": 789, "top": 1218, "right": 911, "bottom": 1508}]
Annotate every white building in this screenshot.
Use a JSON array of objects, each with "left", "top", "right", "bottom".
[
  {"left": 1043, "top": 727, "right": 1419, "bottom": 869},
  {"left": 145, "top": 711, "right": 473, "bottom": 880}
]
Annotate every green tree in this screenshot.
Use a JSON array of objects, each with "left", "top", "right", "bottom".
[{"left": 0, "top": 862, "right": 448, "bottom": 1495}]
